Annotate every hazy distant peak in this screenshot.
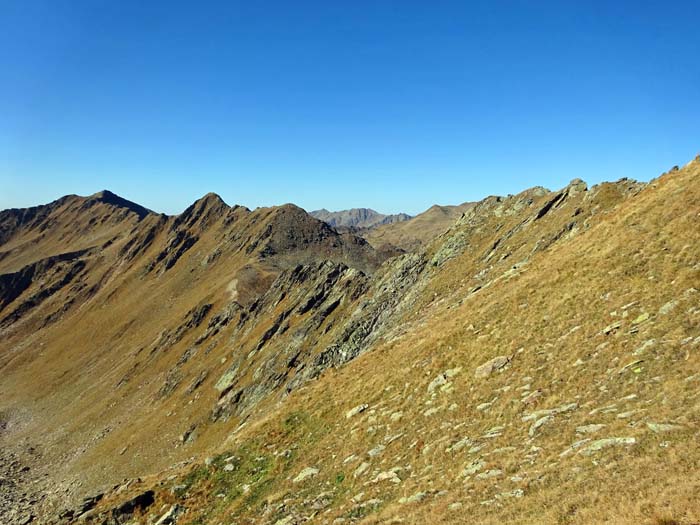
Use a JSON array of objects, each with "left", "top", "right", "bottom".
[{"left": 310, "top": 207, "right": 412, "bottom": 229}]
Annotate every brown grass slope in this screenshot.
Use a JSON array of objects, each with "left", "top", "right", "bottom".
[{"left": 2, "top": 157, "right": 700, "bottom": 525}]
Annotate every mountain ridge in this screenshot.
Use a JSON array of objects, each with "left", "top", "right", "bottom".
[{"left": 0, "top": 157, "right": 698, "bottom": 525}]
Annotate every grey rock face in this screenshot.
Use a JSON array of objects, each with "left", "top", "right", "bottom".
[{"left": 310, "top": 208, "right": 411, "bottom": 229}]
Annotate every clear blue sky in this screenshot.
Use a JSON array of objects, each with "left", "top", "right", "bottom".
[{"left": 1, "top": 1, "right": 698, "bottom": 215}]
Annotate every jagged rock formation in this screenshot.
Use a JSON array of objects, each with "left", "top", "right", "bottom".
[
  {"left": 1, "top": 157, "right": 699, "bottom": 525},
  {"left": 310, "top": 208, "right": 412, "bottom": 229}
]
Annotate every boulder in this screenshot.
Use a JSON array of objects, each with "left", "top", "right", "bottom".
[
  {"left": 579, "top": 437, "right": 636, "bottom": 456},
  {"left": 647, "top": 422, "right": 683, "bottom": 433},
  {"left": 345, "top": 404, "right": 369, "bottom": 419},
  {"left": 528, "top": 415, "right": 553, "bottom": 437},
  {"left": 474, "top": 356, "right": 510, "bottom": 378},
  {"left": 293, "top": 467, "right": 319, "bottom": 483}
]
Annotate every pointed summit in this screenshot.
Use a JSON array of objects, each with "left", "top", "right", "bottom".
[
  {"left": 196, "top": 192, "right": 228, "bottom": 208},
  {"left": 176, "top": 192, "right": 230, "bottom": 229}
]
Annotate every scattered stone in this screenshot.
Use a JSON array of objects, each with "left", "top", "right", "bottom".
[
  {"left": 368, "top": 444, "right": 386, "bottom": 457},
  {"left": 155, "top": 505, "right": 180, "bottom": 525},
  {"left": 496, "top": 489, "right": 524, "bottom": 499},
  {"left": 293, "top": 467, "right": 319, "bottom": 483},
  {"left": 475, "top": 356, "right": 510, "bottom": 378},
  {"left": 528, "top": 415, "right": 553, "bottom": 437},
  {"left": 579, "top": 437, "right": 636, "bottom": 456},
  {"left": 445, "top": 367, "right": 462, "bottom": 378},
  {"left": 353, "top": 462, "right": 369, "bottom": 478},
  {"left": 602, "top": 321, "right": 621, "bottom": 335},
  {"left": 633, "top": 339, "right": 655, "bottom": 355},
  {"left": 476, "top": 399, "right": 496, "bottom": 411},
  {"left": 521, "top": 390, "right": 543, "bottom": 405},
  {"left": 399, "top": 491, "right": 427, "bottom": 504},
  {"left": 346, "top": 404, "right": 369, "bottom": 419},
  {"left": 475, "top": 469, "right": 502, "bottom": 480},
  {"left": 461, "top": 459, "right": 486, "bottom": 477},
  {"left": 482, "top": 425, "right": 505, "bottom": 438},
  {"left": 371, "top": 471, "right": 401, "bottom": 484},
  {"left": 632, "top": 312, "right": 650, "bottom": 325},
  {"left": 560, "top": 439, "right": 591, "bottom": 457},
  {"left": 490, "top": 446, "right": 516, "bottom": 456},
  {"left": 617, "top": 410, "right": 642, "bottom": 419},
  {"left": 647, "top": 422, "right": 683, "bottom": 433},
  {"left": 170, "top": 484, "right": 187, "bottom": 495},
  {"left": 576, "top": 424, "right": 606, "bottom": 434},
  {"left": 619, "top": 360, "right": 644, "bottom": 374},
  {"left": 427, "top": 374, "right": 448, "bottom": 393},
  {"left": 390, "top": 411, "right": 403, "bottom": 422},
  {"left": 523, "top": 403, "right": 577, "bottom": 422},
  {"left": 446, "top": 437, "right": 472, "bottom": 453},
  {"left": 658, "top": 301, "right": 678, "bottom": 315}
]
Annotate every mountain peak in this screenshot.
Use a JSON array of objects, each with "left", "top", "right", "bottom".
[
  {"left": 196, "top": 192, "right": 227, "bottom": 207},
  {"left": 184, "top": 192, "right": 229, "bottom": 213},
  {"left": 85, "top": 189, "right": 152, "bottom": 219},
  {"left": 174, "top": 192, "right": 230, "bottom": 229}
]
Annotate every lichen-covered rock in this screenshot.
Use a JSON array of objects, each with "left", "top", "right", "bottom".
[
  {"left": 579, "top": 437, "right": 636, "bottom": 456},
  {"left": 293, "top": 467, "right": 319, "bottom": 483},
  {"left": 475, "top": 356, "right": 510, "bottom": 378}
]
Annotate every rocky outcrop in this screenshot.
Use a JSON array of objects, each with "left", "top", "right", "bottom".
[{"left": 212, "top": 261, "right": 372, "bottom": 419}]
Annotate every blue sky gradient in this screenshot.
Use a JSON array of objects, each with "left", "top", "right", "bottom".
[{"left": 1, "top": 1, "right": 698, "bottom": 215}]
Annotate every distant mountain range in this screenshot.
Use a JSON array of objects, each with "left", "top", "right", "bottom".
[{"left": 309, "top": 207, "right": 412, "bottom": 229}]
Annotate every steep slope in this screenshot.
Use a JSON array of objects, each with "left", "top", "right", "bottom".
[
  {"left": 0, "top": 192, "right": 389, "bottom": 524},
  {"left": 310, "top": 208, "right": 412, "bottom": 229},
  {"left": 362, "top": 202, "right": 474, "bottom": 252},
  {"left": 3, "top": 156, "right": 700, "bottom": 525}
]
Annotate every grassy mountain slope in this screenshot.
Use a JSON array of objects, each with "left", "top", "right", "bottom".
[
  {"left": 1, "top": 157, "right": 699, "bottom": 525},
  {"left": 361, "top": 202, "right": 474, "bottom": 252}
]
